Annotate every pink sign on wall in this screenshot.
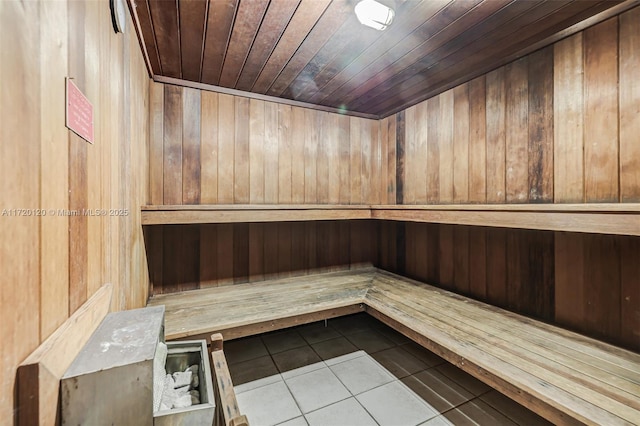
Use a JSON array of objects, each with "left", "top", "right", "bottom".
[{"left": 66, "top": 78, "right": 94, "bottom": 144}]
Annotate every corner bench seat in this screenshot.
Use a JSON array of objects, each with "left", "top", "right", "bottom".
[{"left": 147, "top": 268, "right": 640, "bottom": 426}]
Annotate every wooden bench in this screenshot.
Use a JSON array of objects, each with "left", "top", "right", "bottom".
[{"left": 148, "top": 268, "right": 640, "bottom": 425}]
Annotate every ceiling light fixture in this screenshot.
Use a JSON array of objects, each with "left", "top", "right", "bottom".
[{"left": 354, "top": 0, "right": 395, "bottom": 31}]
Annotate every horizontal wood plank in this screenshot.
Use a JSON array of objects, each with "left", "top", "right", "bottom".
[{"left": 141, "top": 204, "right": 640, "bottom": 236}]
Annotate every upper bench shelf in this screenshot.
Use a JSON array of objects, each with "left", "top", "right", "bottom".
[{"left": 141, "top": 204, "right": 640, "bottom": 236}]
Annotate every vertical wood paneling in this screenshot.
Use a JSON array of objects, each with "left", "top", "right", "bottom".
[
  {"left": 453, "top": 226, "right": 470, "bottom": 294},
  {"left": 350, "top": 118, "right": 362, "bottom": 203},
  {"left": 338, "top": 115, "right": 351, "bottom": 204},
  {"left": 200, "top": 224, "right": 217, "bottom": 287},
  {"left": 426, "top": 98, "right": 440, "bottom": 203},
  {"left": 438, "top": 91, "right": 454, "bottom": 203},
  {"left": 68, "top": 0, "right": 87, "bottom": 314},
  {"left": 403, "top": 106, "right": 416, "bottom": 204},
  {"left": 414, "top": 103, "right": 428, "bottom": 204},
  {"left": 453, "top": 84, "right": 469, "bottom": 203},
  {"left": 395, "top": 111, "right": 405, "bottom": 204},
  {"left": 438, "top": 225, "right": 454, "bottom": 289},
  {"left": 248, "top": 223, "right": 265, "bottom": 281},
  {"left": 619, "top": 8, "right": 640, "bottom": 202},
  {"left": 234, "top": 97, "right": 250, "bottom": 203},
  {"left": 554, "top": 34, "right": 584, "bottom": 203},
  {"left": 182, "top": 88, "right": 201, "bottom": 204},
  {"left": 505, "top": 58, "right": 528, "bottom": 203},
  {"left": 163, "top": 85, "right": 183, "bottom": 204},
  {"left": 3, "top": 0, "right": 150, "bottom": 420},
  {"left": 468, "top": 77, "right": 486, "bottom": 203},
  {"left": 620, "top": 236, "right": 640, "bottom": 346},
  {"left": 486, "top": 228, "right": 507, "bottom": 307},
  {"left": 291, "top": 107, "right": 306, "bottom": 203},
  {"left": 40, "top": 0, "right": 69, "bottom": 338},
  {"left": 249, "top": 99, "right": 265, "bottom": 203},
  {"left": 317, "top": 112, "right": 330, "bottom": 203},
  {"left": 217, "top": 224, "right": 234, "bottom": 285},
  {"left": 584, "top": 18, "right": 619, "bottom": 203},
  {"left": 485, "top": 68, "right": 506, "bottom": 203},
  {"left": 327, "top": 114, "right": 340, "bottom": 203},
  {"left": 527, "top": 47, "right": 553, "bottom": 203},
  {"left": 264, "top": 102, "right": 279, "bottom": 203},
  {"left": 361, "top": 118, "right": 372, "bottom": 203},
  {"left": 468, "top": 227, "right": 487, "bottom": 299},
  {"left": 150, "top": 82, "right": 164, "bottom": 204},
  {"left": 217, "top": 94, "right": 235, "bottom": 203},
  {"left": 278, "top": 105, "right": 293, "bottom": 203},
  {"left": 386, "top": 115, "right": 397, "bottom": 204},
  {"left": 233, "top": 223, "right": 249, "bottom": 283},
  {"left": 584, "top": 234, "right": 621, "bottom": 340},
  {"left": 304, "top": 109, "right": 318, "bottom": 203},
  {"left": 554, "top": 233, "right": 584, "bottom": 329},
  {"left": 200, "top": 91, "right": 218, "bottom": 203}
]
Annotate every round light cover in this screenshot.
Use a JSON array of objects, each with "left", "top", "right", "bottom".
[{"left": 355, "top": 0, "right": 395, "bottom": 31}]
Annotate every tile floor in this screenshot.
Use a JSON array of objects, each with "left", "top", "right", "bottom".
[{"left": 225, "top": 313, "right": 552, "bottom": 426}]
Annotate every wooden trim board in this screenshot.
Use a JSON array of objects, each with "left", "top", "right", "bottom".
[
  {"left": 17, "top": 283, "right": 112, "bottom": 426},
  {"left": 141, "top": 204, "right": 640, "bottom": 236}
]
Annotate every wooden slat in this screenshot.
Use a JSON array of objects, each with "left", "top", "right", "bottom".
[
  {"left": 426, "top": 97, "right": 440, "bottom": 204},
  {"left": 554, "top": 33, "right": 584, "bottom": 203},
  {"left": 527, "top": 47, "right": 554, "bottom": 203},
  {"left": 163, "top": 85, "right": 183, "bottom": 204},
  {"left": 304, "top": 109, "right": 318, "bottom": 203},
  {"left": 234, "top": 97, "right": 250, "bottom": 203},
  {"left": 619, "top": 7, "right": 640, "bottom": 202},
  {"left": 200, "top": 91, "right": 218, "bottom": 203},
  {"left": 584, "top": 18, "right": 619, "bottom": 203},
  {"left": 264, "top": 102, "right": 279, "bottom": 204},
  {"left": 278, "top": 104, "right": 293, "bottom": 203},
  {"left": 468, "top": 76, "right": 487, "bottom": 203},
  {"left": 485, "top": 67, "right": 506, "bottom": 203},
  {"left": 178, "top": 0, "right": 207, "bottom": 82},
  {"left": 217, "top": 94, "right": 235, "bottom": 203},
  {"left": 291, "top": 106, "right": 305, "bottom": 203},
  {"left": 252, "top": 0, "right": 332, "bottom": 93},
  {"left": 218, "top": 0, "right": 269, "bottom": 87},
  {"left": 18, "top": 284, "right": 112, "bottom": 426},
  {"left": 439, "top": 90, "right": 455, "bottom": 203},
  {"left": 201, "top": 0, "right": 238, "bottom": 85},
  {"left": 148, "top": 0, "right": 181, "bottom": 78},
  {"left": 182, "top": 87, "right": 201, "bottom": 204},
  {"left": 317, "top": 112, "right": 330, "bottom": 203},
  {"left": 453, "top": 84, "right": 469, "bottom": 203},
  {"left": 235, "top": 0, "right": 300, "bottom": 91},
  {"left": 555, "top": 232, "right": 585, "bottom": 330},
  {"left": 249, "top": 99, "right": 265, "bottom": 203},
  {"left": 149, "top": 81, "right": 164, "bottom": 204},
  {"left": 350, "top": 117, "right": 362, "bottom": 204},
  {"left": 505, "top": 58, "right": 529, "bottom": 203}
]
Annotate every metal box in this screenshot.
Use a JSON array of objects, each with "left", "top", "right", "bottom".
[
  {"left": 61, "top": 305, "right": 165, "bottom": 425},
  {"left": 153, "top": 340, "right": 215, "bottom": 426}
]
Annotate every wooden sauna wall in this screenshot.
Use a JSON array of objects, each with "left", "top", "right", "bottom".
[
  {"left": 1, "top": 0, "right": 150, "bottom": 419},
  {"left": 379, "top": 9, "right": 640, "bottom": 351},
  {"left": 146, "top": 220, "right": 378, "bottom": 294},
  {"left": 147, "top": 83, "right": 383, "bottom": 291}
]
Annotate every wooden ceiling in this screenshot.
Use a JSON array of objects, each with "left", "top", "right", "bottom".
[{"left": 131, "top": 0, "right": 627, "bottom": 117}]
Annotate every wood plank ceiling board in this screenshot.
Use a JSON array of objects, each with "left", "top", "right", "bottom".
[{"left": 131, "top": 0, "right": 631, "bottom": 117}]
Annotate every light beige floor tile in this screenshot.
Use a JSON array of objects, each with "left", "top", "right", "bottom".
[
  {"left": 235, "top": 373, "right": 283, "bottom": 394},
  {"left": 305, "top": 398, "right": 377, "bottom": 426},
  {"left": 281, "top": 360, "right": 327, "bottom": 380},
  {"left": 237, "top": 381, "right": 302, "bottom": 426},
  {"left": 276, "top": 416, "right": 308, "bottom": 426},
  {"left": 329, "top": 354, "right": 395, "bottom": 395},
  {"left": 285, "top": 367, "right": 351, "bottom": 413},
  {"left": 357, "top": 381, "right": 439, "bottom": 426}
]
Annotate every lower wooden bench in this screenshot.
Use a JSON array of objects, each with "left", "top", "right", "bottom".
[{"left": 147, "top": 268, "right": 640, "bottom": 426}]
